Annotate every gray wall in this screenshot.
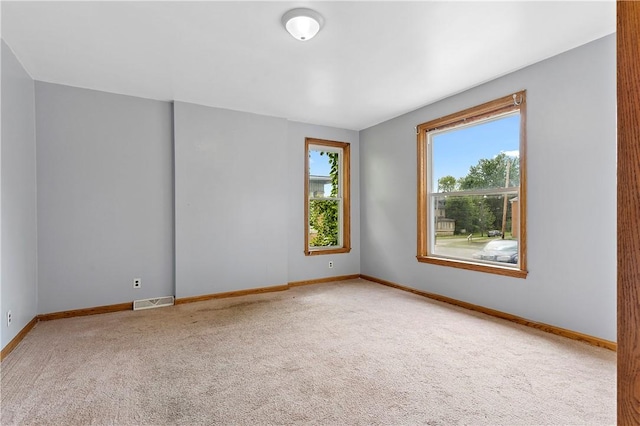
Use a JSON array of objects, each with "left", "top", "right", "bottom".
[
  {"left": 35, "top": 83, "right": 174, "bottom": 314},
  {"left": 30, "top": 88, "right": 361, "bottom": 315},
  {"left": 286, "top": 121, "right": 360, "bottom": 282},
  {"left": 173, "top": 102, "right": 290, "bottom": 298},
  {"left": 1, "top": 41, "right": 38, "bottom": 348},
  {"left": 173, "top": 104, "right": 361, "bottom": 296},
  {"left": 2, "top": 33, "right": 613, "bottom": 348},
  {"left": 360, "top": 35, "right": 616, "bottom": 341}
]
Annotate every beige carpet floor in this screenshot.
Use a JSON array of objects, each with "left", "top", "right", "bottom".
[{"left": 1, "top": 279, "right": 616, "bottom": 425}]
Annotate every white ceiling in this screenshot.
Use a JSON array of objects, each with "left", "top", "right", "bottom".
[{"left": 1, "top": 1, "right": 615, "bottom": 130}]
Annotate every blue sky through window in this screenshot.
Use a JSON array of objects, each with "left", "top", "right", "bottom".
[
  {"left": 309, "top": 149, "right": 333, "bottom": 197},
  {"left": 309, "top": 114, "right": 519, "bottom": 195},
  {"left": 432, "top": 113, "right": 520, "bottom": 191},
  {"left": 309, "top": 150, "right": 331, "bottom": 176}
]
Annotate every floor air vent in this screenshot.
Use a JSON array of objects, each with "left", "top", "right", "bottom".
[{"left": 133, "top": 296, "right": 175, "bottom": 311}]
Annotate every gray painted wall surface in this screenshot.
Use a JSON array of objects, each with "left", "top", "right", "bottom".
[
  {"left": 286, "top": 121, "right": 360, "bottom": 282},
  {"left": 1, "top": 41, "right": 38, "bottom": 348},
  {"left": 359, "top": 35, "right": 616, "bottom": 341},
  {"left": 1, "top": 34, "right": 613, "bottom": 347},
  {"left": 35, "top": 83, "right": 174, "bottom": 314},
  {"left": 173, "top": 102, "right": 289, "bottom": 298}
]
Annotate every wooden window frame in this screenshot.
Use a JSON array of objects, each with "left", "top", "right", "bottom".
[
  {"left": 416, "top": 91, "right": 528, "bottom": 278},
  {"left": 304, "top": 137, "right": 351, "bottom": 256}
]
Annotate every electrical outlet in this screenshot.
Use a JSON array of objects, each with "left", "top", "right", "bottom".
[
  {"left": 7, "top": 310, "right": 12, "bottom": 327},
  {"left": 328, "top": 261, "right": 334, "bottom": 269},
  {"left": 133, "top": 278, "right": 141, "bottom": 288}
]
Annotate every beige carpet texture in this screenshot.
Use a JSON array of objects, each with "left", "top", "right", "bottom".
[{"left": 1, "top": 279, "right": 616, "bottom": 425}]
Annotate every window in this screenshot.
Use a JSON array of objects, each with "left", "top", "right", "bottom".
[
  {"left": 417, "top": 91, "right": 527, "bottom": 278},
  {"left": 305, "top": 138, "right": 351, "bottom": 256}
]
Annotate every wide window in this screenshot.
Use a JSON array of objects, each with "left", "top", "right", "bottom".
[
  {"left": 305, "top": 138, "right": 351, "bottom": 256},
  {"left": 417, "top": 91, "right": 527, "bottom": 278}
]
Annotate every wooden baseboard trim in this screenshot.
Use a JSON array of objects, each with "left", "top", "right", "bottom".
[
  {"left": 1, "top": 317, "right": 38, "bottom": 361},
  {"left": 360, "top": 274, "right": 617, "bottom": 351},
  {"left": 176, "top": 275, "right": 361, "bottom": 304},
  {"left": 38, "top": 302, "right": 133, "bottom": 322},
  {"left": 175, "top": 284, "right": 289, "bottom": 305},
  {"left": 288, "top": 274, "right": 361, "bottom": 287}
]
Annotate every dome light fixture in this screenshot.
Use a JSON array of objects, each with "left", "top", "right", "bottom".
[{"left": 281, "top": 8, "right": 324, "bottom": 41}]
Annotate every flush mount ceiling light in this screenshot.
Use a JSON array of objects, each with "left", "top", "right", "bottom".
[{"left": 281, "top": 8, "right": 324, "bottom": 41}]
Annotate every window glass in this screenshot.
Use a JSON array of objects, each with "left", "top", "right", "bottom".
[
  {"left": 305, "top": 138, "right": 351, "bottom": 255},
  {"left": 417, "top": 91, "right": 527, "bottom": 278},
  {"left": 432, "top": 115, "right": 520, "bottom": 192}
]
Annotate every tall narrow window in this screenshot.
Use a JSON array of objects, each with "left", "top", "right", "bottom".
[
  {"left": 305, "top": 138, "right": 351, "bottom": 255},
  {"left": 417, "top": 91, "right": 527, "bottom": 278}
]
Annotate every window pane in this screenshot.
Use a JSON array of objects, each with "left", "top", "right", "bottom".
[
  {"left": 309, "top": 199, "right": 341, "bottom": 248},
  {"left": 305, "top": 138, "right": 350, "bottom": 256},
  {"left": 309, "top": 149, "right": 339, "bottom": 198},
  {"left": 432, "top": 193, "right": 519, "bottom": 267},
  {"left": 432, "top": 114, "right": 520, "bottom": 193},
  {"left": 417, "top": 91, "right": 526, "bottom": 276}
]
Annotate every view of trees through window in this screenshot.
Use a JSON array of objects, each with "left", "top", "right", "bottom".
[
  {"left": 436, "top": 152, "right": 519, "bottom": 236},
  {"left": 305, "top": 138, "right": 350, "bottom": 255},
  {"left": 417, "top": 91, "right": 526, "bottom": 277},
  {"left": 308, "top": 150, "right": 340, "bottom": 247},
  {"left": 429, "top": 113, "right": 521, "bottom": 267}
]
